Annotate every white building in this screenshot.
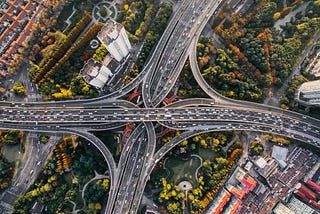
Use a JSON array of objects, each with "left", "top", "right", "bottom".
[
  {"left": 80, "top": 59, "right": 113, "bottom": 89},
  {"left": 97, "top": 19, "right": 132, "bottom": 62},
  {"left": 295, "top": 80, "right": 320, "bottom": 107}
]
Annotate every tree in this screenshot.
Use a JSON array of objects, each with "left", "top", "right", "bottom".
[
  {"left": 252, "top": 2, "right": 278, "bottom": 27},
  {"left": 273, "top": 12, "right": 281, "bottom": 21},
  {"left": 99, "top": 6, "right": 108, "bottom": 17},
  {"left": 102, "top": 178, "right": 109, "bottom": 190},
  {"left": 214, "top": 157, "right": 228, "bottom": 171},
  {"left": 167, "top": 202, "right": 182, "bottom": 214},
  {"left": 95, "top": 203, "right": 102, "bottom": 211},
  {"left": 0, "top": 160, "right": 13, "bottom": 188},
  {"left": 200, "top": 139, "right": 208, "bottom": 148},
  {"left": 92, "top": 45, "right": 108, "bottom": 62},
  {"left": 10, "top": 82, "right": 26, "bottom": 97},
  {"left": 3, "top": 130, "right": 22, "bottom": 144},
  {"left": 250, "top": 141, "right": 264, "bottom": 156}
]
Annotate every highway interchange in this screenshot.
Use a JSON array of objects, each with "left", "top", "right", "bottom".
[{"left": 0, "top": 0, "right": 320, "bottom": 213}]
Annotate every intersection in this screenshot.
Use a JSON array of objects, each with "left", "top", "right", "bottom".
[{"left": 0, "top": 0, "right": 319, "bottom": 213}]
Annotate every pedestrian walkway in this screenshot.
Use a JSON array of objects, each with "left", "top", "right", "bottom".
[{"left": 92, "top": 0, "right": 118, "bottom": 23}]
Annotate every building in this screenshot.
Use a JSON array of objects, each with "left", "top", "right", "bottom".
[
  {"left": 80, "top": 59, "right": 113, "bottom": 89},
  {"left": 286, "top": 196, "right": 318, "bottom": 214},
  {"left": 81, "top": 20, "right": 130, "bottom": 89},
  {"left": 226, "top": 167, "right": 256, "bottom": 199},
  {"left": 295, "top": 80, "right": 320, "bottom": 107},
  {"left": 0, "top": 0, "right": 40, "bottom": 69},
  {"left": 97, "top": 19, "right": 132, "bottom": 62},
  {"left": 222, "top": 198, "right": 242, "bottom": 214},
  {"left": 294, "top": 183, "right": 317, "bottom": 201},
  {"left": 206, "top": 188, "right": 231, "bottom": 214},
  {"left": 271, "top": 145, "right": 288, "bottom": 168},
  {"left": 254, "top": 156, "right": 279, "bottom": 179},
  {"left": 273, "top": 202, "right": 295, "bottom": 214},
  {"left": 306, "top": 178, "right": 320, "bottom": 193},
  {"left": 239, "top": 147, "right": 319, "bottom": 214}
]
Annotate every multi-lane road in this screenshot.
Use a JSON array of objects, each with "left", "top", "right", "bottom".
[
  {"left": 0, "top": 103, "right": 319, "bottom": 142},
  {"left": 0, "top": 0, "right": 319, "bottom": 213}
]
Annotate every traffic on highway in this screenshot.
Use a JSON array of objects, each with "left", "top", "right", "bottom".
[{"left": 0, "top": 0, "right": 319, "bottom": 213}]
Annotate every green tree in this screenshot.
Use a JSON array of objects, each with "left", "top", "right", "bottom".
[
  {"left": 3, "top": 130, "right": 21, "bottom": 144},
  {"left": 214, "top": 157, "right": 228, "bottom": 171},
  {"left": 10, "top": 82, "right": 26, "bottom": 97},
  {"left": 92, "top": 44, "right": 108, "bottom": 62},
  {"left": 250, "top": 141, "right": 264, "bottom": 156},
  {"left": 99, "top": 6, "right": 108, "bottom": 17}
]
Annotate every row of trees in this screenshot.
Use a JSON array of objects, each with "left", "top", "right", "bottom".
[
  {"left": 0, "top": 157, "right": 13, "bottom": 190},
  {"left": 136, "top": 2, "right": 172, "bottom": 71},
  {"left": 277, "top": 1, "right": 320, "bottom": 112},
  {"left": 264, "top": 134, "right": 290, "bottom": 146},
  {"left": 34, "top": 22, "right": 103, "bottom": 99},
  {"left": 280, "top": 75, "right": 308, "bottom": 110},
  {"left": 29, "top": 12, "right": 92, "bottom": 84},
  {"left": 124, "top": 1, "right": 173, "bottom": 85},
  {"left": 118, "top": 0, "right": 161, "bottom": 43},
  {"left": 40, "top": 22, "right": 103, "bottom": 84}
]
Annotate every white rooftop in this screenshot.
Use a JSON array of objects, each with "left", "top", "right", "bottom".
[
  {"left": 299, "top": 80, "right": 320, "bottom": 93},
  {"left": 255, "top": 157, "right": 267, "bottom": 169},
  {"left": 272, "top": 145, "right": 288, "bottom": 162},
  {"left": 273, "top": 203, "right": 295, "bottom": 214}
]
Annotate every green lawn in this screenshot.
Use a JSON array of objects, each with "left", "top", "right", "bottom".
[
  {"left": 165, "top": 156, "right": 201, "bottom": 185},
  {"left": 198, "top": 148, "right": 218, "bottom": 161},
  {"left": 1, "top": 144, "right": 22, "bottom": 162},
  {"left": 56, "top": 1, "right": 74, "bottom": 30}
]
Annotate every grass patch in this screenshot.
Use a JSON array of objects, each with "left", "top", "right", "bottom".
[
  {"left": 56, "top": 1, "right": 74, "bottom": 30},
  {"left": 1, "top": 144, "right": 22, "bottom": 162},
  {"left": 93, "top": 131, "right": 119, "bottom": 162},
  {"left": 198, "top": 148, "right": 218, "bottom": 161},
  {"left": 165, "top": 156, "right": 201, "bottom": 185}
]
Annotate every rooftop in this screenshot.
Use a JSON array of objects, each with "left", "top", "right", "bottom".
[
  {"left": 226, "top": 167, "right": 257, "bottom": 200},
  {"left": 272, "top": 145, "right": 288, "bottom": 162},
  {"left": 0, "top": 0, "right": 39, "bottom": 67},
  {"left": 102, "top": 54, "right": 119, "bottom": 71},
  {"left": 273, "top": 202, "right": 295, "bottom": 214},
  {"left": 80, "top": 59, "right": 101, "bottom": 78},
  {"left": 298, "top": 80, "right": 320, "bottom": 93},
  {"left": 239, "top": 147, "right": 319, "bottom": 213},
  {"left": 206, "top": 188, "right": 231, "bottom": 214},
  {"left": 286, "top": 196, "right": 316, "bottom": 214},
  {"left": 97, "top": 19, "right": 123, "bottom": 45}
]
